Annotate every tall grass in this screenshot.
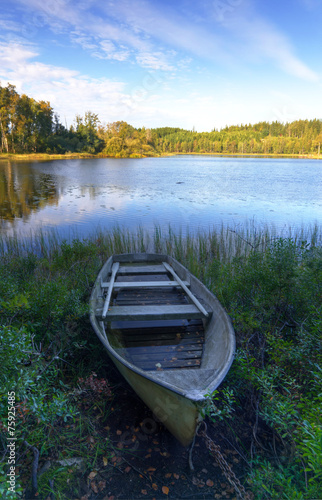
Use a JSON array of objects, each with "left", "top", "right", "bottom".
[{"left": 0, "top": 222, "right": 321, "bottom": 262}]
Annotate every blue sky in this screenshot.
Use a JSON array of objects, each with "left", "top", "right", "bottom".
[{"left": 0, "top": 0, "right": 321, "bottom": 131}]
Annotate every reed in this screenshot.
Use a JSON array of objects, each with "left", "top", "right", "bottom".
[{"left": 0, "top": 222, "right": 321, "bottom": 262}]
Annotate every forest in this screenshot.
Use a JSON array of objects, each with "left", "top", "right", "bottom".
[{"left": 1, "top": 82, "right": 322, "bottom": 157}]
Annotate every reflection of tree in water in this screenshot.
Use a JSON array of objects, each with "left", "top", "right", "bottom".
[{"left": 0, "top": 161, "right": 60, "bottom": 222}]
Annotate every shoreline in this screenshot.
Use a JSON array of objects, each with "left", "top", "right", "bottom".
[{"left": 0, "top": 152, "right": 321, "bottom": 161}]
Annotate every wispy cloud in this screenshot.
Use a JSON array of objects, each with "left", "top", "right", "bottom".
[
  {"left": 226, "top": 14, "right": 320, "bottom": 82},
  {"left": 7, "top": 0, "right": 321, "bottom": 83},
  {"left": 135, "top": 52, "right": 175, "bottom": 71}
]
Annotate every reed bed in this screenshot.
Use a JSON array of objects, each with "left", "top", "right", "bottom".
[{"left": 0, "top": 221, "right": 321, "bottom": 262}]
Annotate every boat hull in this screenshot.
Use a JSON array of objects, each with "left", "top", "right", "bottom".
[
  {"left": 111, "top": 353, "right": 202, "bottom": 446},
  {"left": 90, "top": 253, "right": 235, "bottom": 446}
]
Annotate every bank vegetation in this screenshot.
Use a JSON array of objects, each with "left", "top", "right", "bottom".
[{"left": 0, "top": 224, "right": 321, "bottom": 499}]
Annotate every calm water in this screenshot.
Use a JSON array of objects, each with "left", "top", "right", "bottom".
[{"left": 0, "top": 155, "right": 321, "bottom": 239}]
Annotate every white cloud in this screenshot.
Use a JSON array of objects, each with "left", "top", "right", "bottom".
[
  {"left": 136, "top": 52, "right": 175, "bottom": 71},
  {"left": 0, "top": 42, "right": 128, "bottom": 126},
  {"left": 8, "top": 0, "right": 320, "bottom": 83},
  {"left": 234, "top": 17, "right": 320, "bottom": 82},
  {"left": 98, "top": 40, "right": 130, "bottom": 61},
  {"left": 13, "top": 0, "right": 181, "bottom": 70}
]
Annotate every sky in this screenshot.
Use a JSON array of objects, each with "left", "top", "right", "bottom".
[{"left": 0, "top": 0, "right": 321, "bottom": 132}]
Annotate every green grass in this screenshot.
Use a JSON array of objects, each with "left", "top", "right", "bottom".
[{"left": 0, "top": 224, "right": 321, "bottom": 499}]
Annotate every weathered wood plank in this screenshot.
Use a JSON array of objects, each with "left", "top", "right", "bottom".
[
  {"left": 101, "top": 280, "right": 190, "bottom": 289},
  {"left": 118, "top": 265, "right": 167, "bottom": 274},
  {"left": 97, "top": 304, "right": 208, "bottom": 321},
  {"left": 110, "top": 319, "right": 203, "bottom": 329},
  {"left": 101, "top": 262, "right": 119, "bottom": 319},
  {"left": 124, "top": 337, "right": 204, "bottom": 347},
  {"left": 125, "top": 344, "right": 203, "bottom": 355},
  {"left": 124, "top": 334, "right": 204, "bottom": 345},
  {"left": 134, "top": 357, "right": 202, "bottom": 370},
  {"left": 121, "top": 327, "right": 204, "bottom": 338},
  {"left": 129, "top": 350, "right": 203, "bottom": 362}
]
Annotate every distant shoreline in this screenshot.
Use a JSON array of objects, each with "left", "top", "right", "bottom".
[{"left": 0, "top": 152, "right": 321, "bottom": 161}]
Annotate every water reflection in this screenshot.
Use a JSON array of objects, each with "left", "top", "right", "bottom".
[
  {"left": 0, "top": 161, "right": 59, "bottom": 222},
  {"left": 0, "top": 156, "right": 321, "bottom": 239}
]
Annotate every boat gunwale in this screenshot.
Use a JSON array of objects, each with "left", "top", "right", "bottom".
[{"left": 89, "top": 253, "right": 235, "bottom": 402}]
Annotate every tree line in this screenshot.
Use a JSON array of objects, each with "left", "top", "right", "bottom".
[{"left": 1, "top": 82, "right": 322, "bottom": 156}]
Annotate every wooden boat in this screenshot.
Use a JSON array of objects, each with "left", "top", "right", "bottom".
[{"left": 89, "top": 253, "right": 235, "bottom": 446}]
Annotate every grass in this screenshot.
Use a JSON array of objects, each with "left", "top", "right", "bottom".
[{"left": 0, "top": 223, "right": 321, "bottom": 499}]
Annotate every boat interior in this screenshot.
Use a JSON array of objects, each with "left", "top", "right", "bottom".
[{"left": 103, "top": 262, "right": 209, "bottom": 372}]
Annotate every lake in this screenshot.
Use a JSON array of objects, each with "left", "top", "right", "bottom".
[{"left": 0, "top": 155, "right": 321, "bottom": 240}]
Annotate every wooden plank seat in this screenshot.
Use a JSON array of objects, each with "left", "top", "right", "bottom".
[
  {"left": 101, "top": 280, "right": 190, "bottom": 289},
  {"left": 118, "top": 265, "right": 167, "bottom": 274},
  {"left": 97, "top": 304, "right": 209, "bottom": 321},
  {"left": 100, "top": 260, "right": 211, "bottom": 322}
]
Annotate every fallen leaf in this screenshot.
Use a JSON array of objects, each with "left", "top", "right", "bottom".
[
  {"left": 91, "top": 481, "right": 98, "bottom": 493},
  {"left": 98, "top": 480, "right": 106, "bottom": 491},
  {"left": 206, "top": 479, "right": 214, "bottom": 487},
  {"left": 162, "top": 486, "right": 169, "bottom": 495},
  {"left": 103, "top": 456, "right": 108, "bottom": 466},
  {"left": 147, "top": 467, "right": 156, "bottom": 473},
  {"left": 88, "top": 471, "right": 97, "bottom": 480},
  {"left": 173, "top": 473, "right": 179, "bottom": 480},
  {"left": 124, "top": 466, "right": 131, "bottom": 473},
  {"left": 141, "top": 489, "right": 147, "bottom": 495},
  {"left": 152, "top": 483, "right": 158, "bottom": 491},
  {"left": 116, "top": 430, "right": 122, "bottom": 435},
  {"left": 165, "top": 473, "right": 172, "bottom": 478},
  {"left": 145, "top": 454, "right": 151, "bottom": 459}
]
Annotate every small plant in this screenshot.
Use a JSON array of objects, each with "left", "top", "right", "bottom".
[{"left": 204, "top": 388, "right": 236, "bottom": 421}]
